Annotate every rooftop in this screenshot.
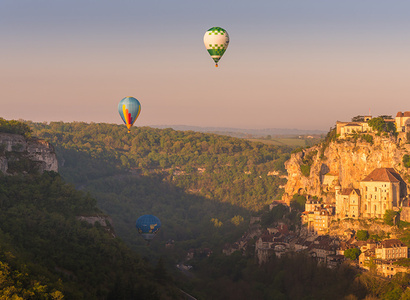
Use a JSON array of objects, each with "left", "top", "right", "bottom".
[{"left": 361, "top": 168, "right": 402, "bottom": 183}]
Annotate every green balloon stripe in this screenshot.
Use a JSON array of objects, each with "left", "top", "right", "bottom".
[{"left": 207, "top": 49, "right": 226, "bottom": 56}]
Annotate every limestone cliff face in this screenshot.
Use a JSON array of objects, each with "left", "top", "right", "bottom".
[
  {"left": 0, "top": 132, "right": 58, "bottom": 174},
  {"left": 282, "top": 135, "right": 410, "bottom": 204}
]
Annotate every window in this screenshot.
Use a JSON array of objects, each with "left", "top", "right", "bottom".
[{"left": 375, "top": 187, "right": 377, "bottom": 192}]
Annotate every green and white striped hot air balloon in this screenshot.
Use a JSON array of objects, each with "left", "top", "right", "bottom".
[{"left": 203, "top": 27, "right": 229, "bottom": 67}]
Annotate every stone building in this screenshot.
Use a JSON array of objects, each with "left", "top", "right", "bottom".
[
  {"left": 396, "top": 111, "right": 410, "bottom": 133},
  {"left": 375, "top": 239, "right": 408, "bottom": 260},
  {"left": 335, "top": 187, "right": 361, "bottom": 219},
  {"left": 302, "top": 202, "right": 334, "bottom": 235},
  {"left": 336, "top": 111, "right": 410, "bottom": 138},
  {"left": 360, "top": 168, "right": 404, "bottom": 218},
  {"left": 334, "top": 168, "right": 406, "bottom": 219}
]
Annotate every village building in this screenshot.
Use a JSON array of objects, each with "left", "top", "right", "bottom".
[
  {"left": 335, "top": 187, "right": 361, "bottom": 219},
  {"left": 374, "top": 260, "right": 409, "bottom": 278},
  {"left": 375, "top": 239, "right": 408, "bottom": 260},
  {"left": 332, "top": 168, "right": 406, "bottom": 219},
  {"left": 336, "top": 111, "right": 410, "bottom": 138},
  {"left": 396, "top": 111, "right": 410, "bottom": 133},
  {"left": 302, "top": 203, "right": 334, "bottom": 235},
  {"left": 360, "top": 168, "right": 404, "bottom": 218}
]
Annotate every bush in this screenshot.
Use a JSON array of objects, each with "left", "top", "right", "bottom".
[
  {"left": 403, "top": 155, "right": 410, "bottom": 168},
  {"left": 344, "top": 248, "right": 361, "bottom": 260},
  {"left": 356, "top": 230, "right": 369, "bottom": 241},
  {"left": 300, "top": 164, "right": 311, "bottom": 177}
]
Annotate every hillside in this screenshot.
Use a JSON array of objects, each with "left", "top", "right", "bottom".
[
  {"left": 0, "top": 120, "right": 181, "bottom": 299},
  {"left": 0, "top": 119, "right": 389, "bottom": 299}
]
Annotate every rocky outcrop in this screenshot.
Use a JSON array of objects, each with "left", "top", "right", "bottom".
[
  {"left": 327, "top": 219, "right": 400, "bottom": 239},
  {"left": 282, "top": 134, "right": 410, "bottom": 204},
  {"left": 0, "top": 132, "right": 58, "bottom": 174},
  {"left": 77, "top": 215, "right": 115, "bottom": 237}
]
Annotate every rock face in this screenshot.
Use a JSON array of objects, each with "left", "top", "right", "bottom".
[
  {"left": 0, "top": 132, "right": 58, "bottom": 174},
  {"left": 282, "top": 134, "right": 410, "bottom": 204}
]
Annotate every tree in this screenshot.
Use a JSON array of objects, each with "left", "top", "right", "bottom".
[
  {"left": 403, "top": 155, "right": 410, "bottom": 168},
  {"left": 356, "top": 230, "right": 369, "bottom": 241},
  {"left": 290, "top": 194, "right": 306, "bottom": 211},
  {"left": 384, "top": 210, "right": 399, "bottom": 226},
  {"left": 351, "top": 115, "right": 365, "bottom": 122},
  {"left": 368, "top": 117, "right": 396, "bottom": 135},
  {"left": 344, "top": 248, "right": 361, "bottom": 260}
]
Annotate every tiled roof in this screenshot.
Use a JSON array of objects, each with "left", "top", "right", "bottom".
[
  {"left": 340, "top": 188, "right": 361, "bottom": 196},
  {"left": 396, "top": 111, "right": 410, "bottom": 117},
  {"left": 361, "top": 168, "right": 402, "bottom": 183},
  {"left": 378, "top": 239, "right": 406, "bottom": 248}
]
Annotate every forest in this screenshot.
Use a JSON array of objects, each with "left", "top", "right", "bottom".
[{"left": 0, "top": 119, "right": 406, "bottom": 299}]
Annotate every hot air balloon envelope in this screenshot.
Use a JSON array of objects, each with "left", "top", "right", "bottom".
[
  {"left": 118, "top": 97, "right": 141, "bottom": 132},
  {"left": 136, "top": 215, "right": 161, "bottom": 241},
  {"left": 203, "top": 27, "right": 229, "bottom": 67}
]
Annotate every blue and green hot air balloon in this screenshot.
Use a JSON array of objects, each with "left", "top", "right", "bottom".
[
  {"left": 118, "top": 96, "right": 141, "bottom": 133},
  {"left": 136, "top": 214, "right": 161, "bottom": 242}
]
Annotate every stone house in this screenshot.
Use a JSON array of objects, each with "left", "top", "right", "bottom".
[
  {"left": 373, "top": 260, "right": 409, "bottom": 278},
  {"left": 396, "top": 111, "right": 410, "bottom": 133},
  {"left": 335, "top": 187, "right": 361, "bottom": 219},
  {"left": 375, "top": 239, "right": 408, "bottom": 260}
]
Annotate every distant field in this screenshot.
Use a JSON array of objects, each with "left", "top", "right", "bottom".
[{"left": 247, "top": 138, "right": 322, "bottom": 147}]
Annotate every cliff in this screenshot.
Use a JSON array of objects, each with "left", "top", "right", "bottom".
[
  {"left": 282, "top": 134, "right": 410, "bottom": 204},
  {"left": 0, "top": 132, "right": 58, "bottom": 174}
]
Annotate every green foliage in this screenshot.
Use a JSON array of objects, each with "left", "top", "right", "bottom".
[
  {"left": 356, "top": 230, "right": 369, "bottom": 241},
  {"left": 211, "top": 218, "right": 223, "bottom": 228},
  {"left": 351, "top": 115, "right": 365, "bottom": 122},
  {"left": 0, "top": 172, "right": 179, "bottom": 299},
  {"left": 299, "top": 150, "right": 317, "bottom": 177},
  {"left": 368, "top": 117, "right": 396, "bottom": 135},
  {"left": 320, "top": 127, "right": 336, "bottom": 159},
  {"left": 393, "top": 258, "right": 410, "bottom": 267},
  {"left": 28, "top": 121, "right": 291, "bottom": 211},
  {"left": 186, "top": 252, "right": 366, "bottom": 300},
  {"left": 344, "top": 248, "right": 361, "bottom": 260},
  {"left": 384, "top": 210, "right": 399, "bottom": 226},
  {"left": 403, "top": 154, "right": 410, "bottom": 168},
  {"left": 230, "top": 215, "right": 244, "bottom": 226},
  {"left": 300, "top": 164, "right": 311, "bottom": 177},
  {"left": 361, "top": 134, "right": 373, "bottom": 144},
  {"left": 0, "top": 118, "right": 32, "bottom": 138},
  {"left": 290, "top": 194, "right": 306, "bottom": 211},
  {"left": 0, "top": 259, "right": 63, "bottom": 299}
]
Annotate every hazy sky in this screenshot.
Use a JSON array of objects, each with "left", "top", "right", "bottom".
[{"left": 2, "top": 1, "right": 410, "bottom": 130}]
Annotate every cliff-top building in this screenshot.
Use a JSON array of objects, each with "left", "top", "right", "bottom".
[{"left": 336, "top": 111, "right": 410, "bottom": 137}]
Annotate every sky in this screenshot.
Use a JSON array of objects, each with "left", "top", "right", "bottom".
[{"left": 2, "top": 1, "right": 410, "bottom": 131}]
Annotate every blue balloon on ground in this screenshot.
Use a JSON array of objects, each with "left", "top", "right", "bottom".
[{"left": 136, "top": 215, "right": 161, "bottom": 242}]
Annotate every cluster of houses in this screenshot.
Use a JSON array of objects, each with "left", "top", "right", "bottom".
[{"left": 250, "top": 221, "right": 410, "bottom": 278}]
